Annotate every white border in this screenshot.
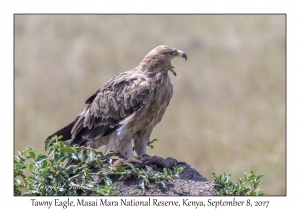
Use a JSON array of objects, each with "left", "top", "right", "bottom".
[{"left": 2, "top": 0, "right": 299, "bottom": 209}]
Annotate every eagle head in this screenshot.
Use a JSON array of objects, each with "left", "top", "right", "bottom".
[{"left": 141, "top": 45, "right": 187, "bottom": 76}]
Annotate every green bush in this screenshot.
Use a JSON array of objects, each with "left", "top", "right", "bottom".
[
  {"left": 212, "top": 171, "right": 265, "bottom": 196},
  {"left": 14, "top": 136, "right": 184, "bottom": 196}
]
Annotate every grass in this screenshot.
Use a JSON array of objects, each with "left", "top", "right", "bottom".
[{"left": 14, "top": 15, "right": 285, "bottom": 195}]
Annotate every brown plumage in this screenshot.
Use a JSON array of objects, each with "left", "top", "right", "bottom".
[{"left": 47, "top": 45, "right": 187, "bottom": 160}]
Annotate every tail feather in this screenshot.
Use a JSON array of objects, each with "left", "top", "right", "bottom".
[
  {"left": 70, "top": 135, "right": 88, "bottom": 146},
  {"left": 46, "top": 121, "right": 75, "bottom": 142}
]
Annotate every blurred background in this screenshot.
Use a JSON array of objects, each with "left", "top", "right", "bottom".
[{"left": 14, "top": 15, "right": 285, "bottom": 195}]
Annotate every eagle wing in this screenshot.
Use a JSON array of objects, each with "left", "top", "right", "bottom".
[{"left": 67, "top": 71, "right": 153, "bottom": 146}]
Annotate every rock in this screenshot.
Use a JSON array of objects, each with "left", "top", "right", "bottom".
[{"left": 90, "top": 157, "right": 217, "bottom": 196}]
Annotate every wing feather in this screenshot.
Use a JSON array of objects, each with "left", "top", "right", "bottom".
[{"left": 71, "top": 71, "right": 152, "bottom": 142}]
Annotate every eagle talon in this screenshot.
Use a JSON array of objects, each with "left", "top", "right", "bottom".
[
  {"left": 112, "top": 158, "right": 125, "bottom": 167},
  {"left": 124, "top": 156, "right": 143, "bottom": 164},
  {"left": 141, "top": 155, "right": 167, "bottom": 168}
]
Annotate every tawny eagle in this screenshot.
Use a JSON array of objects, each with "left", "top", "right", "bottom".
[{"left": 47, "top": 45, "right": 187, "bottom": 164}]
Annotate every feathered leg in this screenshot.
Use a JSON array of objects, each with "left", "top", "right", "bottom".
[{"left": 133, "top": 128, "right": 152, "bottom": 157}]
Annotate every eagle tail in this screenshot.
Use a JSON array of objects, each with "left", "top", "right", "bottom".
[
  {"left": 46, "top": 121, "right": 88, "bottom": 168},
  {"left": 46, "top": 121, "right": 74, "bottom": 142}
]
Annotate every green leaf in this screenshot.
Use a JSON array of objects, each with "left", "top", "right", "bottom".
[
  {"left": 15, "top": 163, "right": 26, "bottom": 170},
  {"left": 24, "top": 177, "right": 34, "bottom": 184},
  {"left": 95, "top": 151, "right": 103, "bottom": 158},
  {"left": 35, "top": 155, "right": 48, "bottom": 164},
  {"left": 61, "top": 151, "right": 69, "bottom": 158},
  {"left": 23, "top": 190, "right": 40, "bottom": 196},
  {"left": 58, "top": 141, "right": 66, "bottom": 149},
  {"left": 15, "top": 178, "right": 21, "bottom": 185},
  {"left": 42, "top": 166, "right": 49, "bottom": 177},
  {"left": 146, "top": 166, "right": 153, "bottom": 174},
  {"left": 62, "top": 141, "right": 70, "bottom": 147},
  {"left": 95, "top": 160, "right": 102, "bottom": 170},
  {"left": 66, "top": 164, "right": 78, "bottom": 172},
  {"left": 83, "top": 153, "right": 89, "bottom": 163},
  {"left": 25, "top": 146, "right": 33, "bottom": 150},
  {"left": 56, "top": 157, "right": 66, "bottom": 164},
  {"left": 167, "top": 168, "right": 172, "bottom": 176},
  {"left": 53, "top": 154, "right": 62, "bottom": 162},
  {"left": 176, "top": 167, "right": 185, "bottom": 174},
  {"left": 138, "top": 179, "right": 145, "bottom": 191},
  {"left": 78, "top": 171, "right": 86, "bottom": 179},
  {"left": 116, "top": 166, "right": 125, "bottom": 172},
  {"left": 159, "top": 180, "right": 166, "bottom": 188},
  {"left": 163, "top": 168, "right": 167, "bottom": 175},
  {"left": 68, "top": 190, "right": 78, "bottom": 196},
  {"left": 124, "top": 162, "right": 135, "bottom": 170},
  {"left": 48, "top": 148, "right": 55, "bottom": 157},
  {"left": 71, "top": 153, "right": 78, "bottom": 160},
  {"left": 104, "top": 177, "right": 112, "bottom": 186},
  {"left": 87, "top": 151, "right": 94, "bottom": 162},
  {"left": 17, "top": 184, "right": 26, "bottom": 189},
  {"left": 257, "top": 174, "right": 264, "bottom": 181},
  {"left": 77, "top": 150, "right": 84, "bottom": 162},
  {"left": 29, "top": 163, "right": 35, "bottom": 171},
  {"left": 45, "top": 139, "right": 52, "bottom": 151},
  {"left": 244, "top": 172, "right": 249, "bottom": 182},
  {"left": 254, "top": 181, "right": 261, "bottom": 189},
  {"left": 62, "top": 147, "right": 74, "bottom": 153},
  {"left": 83, "top": 167, "right": 92, "bottom": 173},
  {"left": 29, "top": 151, "right": 36, "bottom": 159}
]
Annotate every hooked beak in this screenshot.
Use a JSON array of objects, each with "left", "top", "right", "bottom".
[
  {"left": 177, "top": 50, "right": 187, "bottom": 61},
  {"left": 170, "top": 50, "right": 187, "bottom": 76}
]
